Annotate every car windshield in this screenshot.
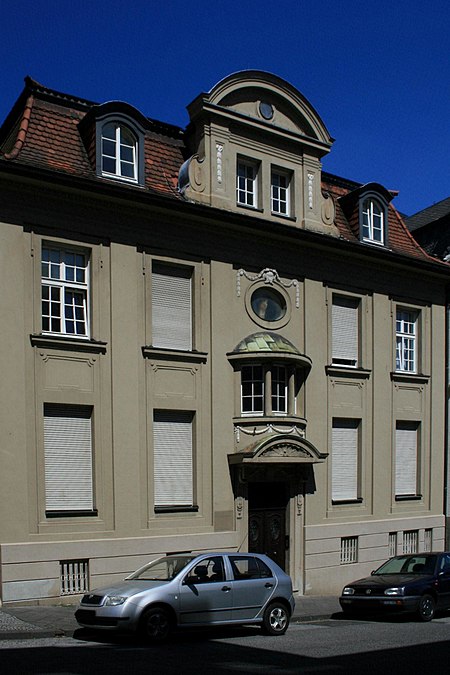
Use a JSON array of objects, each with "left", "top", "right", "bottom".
[
  {"left": 128, "top": 555, "right": 197, "bottom": 581},
  {"left": 374, "top": 555, "right": 437, "bottom": 575}
]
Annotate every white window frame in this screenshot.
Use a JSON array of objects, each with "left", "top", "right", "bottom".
[
  {"left": 271, "top": 169, "right": 291, "bottom": 216},
  {"left": 153, "top": 410, "right": 194, "bottom": 509},
  {"left": 362, "top": 198, "right": 384, "bottom": 244},
  {"left": 236, "top": 158, "right": 258, "bottom": 208},
  {"left": 241, "top": 365, "right": 264, "bottom": 416},
  {"left": 41, "top": 245, "right": 90, "bottom": 338},
  {"left": 151, "top": 264, "right": 193, "bottom": 351},
  {"left": 101, "top": 122, "right": 138, "bottom": 182},
  {"left": 331, "top": 295, "right": 360, "bottom": 367},
  {"left": 44, "top": 404, "right": 94, "bottom": 513},
  {"left": 332, "top": 419, "right": 360, "bottom": 502},
  {"left": 395, "top": 422, "right": 419, "bottom": 498},
  {"left": 396, "top": 309, "right": 418, "bottom": 373},
  {"left": 271, "top": 365, "right": 288, "bottom": 415}
]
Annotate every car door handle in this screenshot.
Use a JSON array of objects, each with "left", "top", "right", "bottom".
[
  {"left": 265, "top": 582, "right": 274, "bottom": 588},
  {"left": 221, "top": 586, "right": 231, "bottom": 592}
]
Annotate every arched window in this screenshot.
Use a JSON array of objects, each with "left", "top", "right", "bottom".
[
  {"left": 101, "top": 122, "right": 138, "bottom": 181},
  {"left": 362, "top": 198, "right": 384, "bottom": 244}
]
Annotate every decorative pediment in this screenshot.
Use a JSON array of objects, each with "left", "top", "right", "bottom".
[{"left": 228, "top": 433, "right": 327, "bottom": 465}]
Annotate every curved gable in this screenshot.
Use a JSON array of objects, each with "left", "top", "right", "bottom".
[{"left": 206, "top": 70, "right": 333, "bottom": 144}]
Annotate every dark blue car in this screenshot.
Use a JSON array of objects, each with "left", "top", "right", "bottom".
[{"left": 339, "top": 552, "right": 450, "bottom": 621}]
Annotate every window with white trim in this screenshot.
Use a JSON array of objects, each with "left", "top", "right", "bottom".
[
  {"left": 271, "top": 169, "right": 291, "bottom": 216},
  {"left": 332, "top": 295, "right": 359, "bottom": 367},
  {"left": 152, "top": 263, "right": 192, "bottom": 351},
  {"left": 332, "top": 419, "right": 360, "bottom": 502},
  {"left": 41, "top": 246, "right": 89, "bottom": 337},
  {"left": 241, "top": 365, "right": 264, "bottom": 415},
  {"left": 271, "top": 365, "right": 288, "bottom": 414},
  {"left": 396, "top": 309, "right": 418, "bottom": 373},
  {"left": 153, "top": 410, "right": 194, "bottom": 511},
  {"left": 362, "top": 198, "right": 384, "bottom": 244},
  {"left": 395, "top": 422, "right": 419, "bottom": 498},
  {"left": 236, "top": 158, "right": 258, "bottom": 208},
  {"left": 44, "top": 404, "right": 94, "bottom": 514},
  {"left": 101, "top": 122, "right": 137, "bottom": 182},
  {"left": 241, "top": 364, "right": 291, "bottom": 417}
]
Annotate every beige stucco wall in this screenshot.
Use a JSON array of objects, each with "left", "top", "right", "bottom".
[{"left": 0, "top": 176, "right": 447, "bottom": 604}]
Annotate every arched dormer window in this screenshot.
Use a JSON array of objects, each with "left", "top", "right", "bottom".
[
  {"left": 84, "top": 104, "right": 146, "bottom": 186},
  {"left": 362, "top": 197, "right": 385, "bottom": 244},
  {"left": 101, "top": 122, "right": 138, "bottom": 182}
]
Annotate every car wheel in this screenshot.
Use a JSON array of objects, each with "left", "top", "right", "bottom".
[
  {"left": 139, "top": 606, "right": 172, "bottom": 642},
  {"left": 261, "top": 602, "right": 290, "bottom": 635},
  {"left": 417, "top": 594, "right": 436, "bottom": 622}
]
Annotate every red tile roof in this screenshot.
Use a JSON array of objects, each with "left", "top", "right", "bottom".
[{"left": 0, "top": 78, "right": 444, "bottom": 266}]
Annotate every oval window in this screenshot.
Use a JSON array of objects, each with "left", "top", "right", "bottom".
[{"left": 250, "top": 287, "right": 287, "bottom": 322}]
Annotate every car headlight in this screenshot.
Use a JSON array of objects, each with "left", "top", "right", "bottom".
[
  {"left": 384, "top": 587, "right": 405, "bottom": 596},
  {"left": 342, "top": 587, "right": 355, "bottom": 595},
  {"left": 105, "top": 595, "right": 127, "bottom": 606}
]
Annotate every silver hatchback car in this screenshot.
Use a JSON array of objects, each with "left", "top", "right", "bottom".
[{"left": 75, "top": 552, "right": 294, "bottom": 642}]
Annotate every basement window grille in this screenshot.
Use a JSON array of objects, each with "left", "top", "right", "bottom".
[
  {"left": 388, "top": 532, "right": 397, "bottom": 558},
  {"left": 402, "top": 530, "right": 418, "bottom": 554},
  {"left": 340, "top": 536, "right": 358, "bottom": 564},
  {"left": 424, "top": 528, "right": 433, "bottom": 552},
  {"left": 60, "top": 559, "right": 89, "bottom": 596}
]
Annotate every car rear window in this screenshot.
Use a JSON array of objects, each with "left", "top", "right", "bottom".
[{"left": 229, "top": 555, "right": 273, "bottom": 580}]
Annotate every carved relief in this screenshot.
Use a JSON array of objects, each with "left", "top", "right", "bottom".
[
  {"left": 216, "top": 143, "right": 224, "bottom": 185},
  {"left": 321, "top": 192, "right": 335, "bottom": 226},
  {"left": 260, "top": 444, "right": 311, "bottom": 458},
  {"left": 237, "top": 268, "right": 299, "bottom": 308},
  {"left": 307, "top": 173, "right": 314, "bottom": 209}
]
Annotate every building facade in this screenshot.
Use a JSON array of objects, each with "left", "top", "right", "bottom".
[{"left": 0, "top": 71, "right": 448, "bottom": 605}]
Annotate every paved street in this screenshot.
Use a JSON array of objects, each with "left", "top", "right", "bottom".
[{"left": 1, "top": 614, "right": 450, "bottom": 674}]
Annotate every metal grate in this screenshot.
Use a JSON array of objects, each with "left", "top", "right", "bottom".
[
  {"left": 389, "top": 532, "right": 397, "bottom": 558},
  {"left": 424, "top": 528, "right": 433, "bottom": 552},
  {"left": 60, "top": 559, "right": 89, "bottom": 595},
  {"left": 402, "top": 530, "right": 418, "bottom": 554},
  {"left": 340, "top": 536, "right": 358, "bottom": 564}
]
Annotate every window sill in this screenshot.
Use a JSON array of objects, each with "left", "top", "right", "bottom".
[
  {"left": 332, "top": 498, "right": 363, "bottom": 505},
  {"left": 142, "top": 346, "right": 208, "bottom": 363},
  {"left": 154, "top": 506, "right": 199, "bottom": 514},
  {"left": 326, "top": 365, "right": 371, "bottom": 379},
  {"left": 236, "top": 203, "right": 263, "bottom": 213},
  {"left": 395, "top": 494, "right": 422, "bottom": 501},
  {"left": 30, "top": 334, "right": 107, "bottom": 354},
  {"left": 391, "top": 372, "right": 430, "bottom": 384},
  {"left": 46, "top": 510, "right": 98, "bottom": 518}
]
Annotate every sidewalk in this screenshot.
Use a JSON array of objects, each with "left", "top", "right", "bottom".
[{"left": 0, "top": 595, "right": 341, "bottom": 640}]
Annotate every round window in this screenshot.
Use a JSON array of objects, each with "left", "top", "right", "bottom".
[{"left": 250, "top": 287, "right": 287, "bottom": 322}]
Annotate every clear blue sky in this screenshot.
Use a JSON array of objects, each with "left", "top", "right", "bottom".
[{"left": 1, "top": 0, "right": 449, "bottom": 216}]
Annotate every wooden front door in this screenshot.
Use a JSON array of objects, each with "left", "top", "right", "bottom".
[
  {"left": 248, "top": 482, "right": 287, "bottom": 570},
  {"left": 248, "top": 508, "right": 286, "bottom": 570}
]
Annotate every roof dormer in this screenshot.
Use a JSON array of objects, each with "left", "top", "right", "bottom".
[
  {"left": 179, "top": 70, "right": 338, "bottom": 236},
  {"left": 339, "top": 182, "right": 393, "bottom": 247},
  {"left": 79, "top": 101, "right": 147, "bottom": 186}
]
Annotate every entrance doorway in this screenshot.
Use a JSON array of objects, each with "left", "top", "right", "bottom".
[{"left": 248, "top": 482, "right": 287, "bottom": 570}]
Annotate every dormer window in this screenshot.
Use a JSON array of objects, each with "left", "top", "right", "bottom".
[
  {"left": 271, "top": 168, "right": 291, "bottom": 217},
  {"left": 236, "top": 158, "right": 259, "bottom": 208},
  {"left": 101, "top": 122, "right": 137, "bottom": 182},
  {"left": 362, "top": 197, "right": 385, "bottom": 244},
  {"left": 89, "top": 108, "right": 146, "bottom": 186}
]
